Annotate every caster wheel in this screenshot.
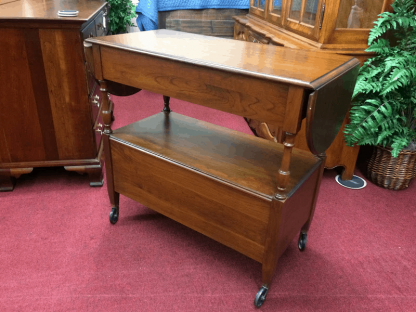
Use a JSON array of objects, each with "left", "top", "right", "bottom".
[
  {"left": 254, "top": 285, "right": 268, "bottom": 308},
  {"left": 109, "top": 207, "right": 119, "bottom": 224},
  {"left": 298, "top": 232, "right": 307, "bottom": 251}
]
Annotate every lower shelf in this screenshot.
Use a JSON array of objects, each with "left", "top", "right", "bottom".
[
  {"left": 110, "top": 112, "right": 321, "bottom": 198},
  {"left": 108, "top": 112, "right": 322, "bottom": 262}
]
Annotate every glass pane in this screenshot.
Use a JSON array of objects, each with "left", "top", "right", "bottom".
[
  {"left": 302, "top": 0, "right": 320, "bottom": 26},
  {"left": 253, "top": 0, "right": 258, "bottom": 7},
  {"left": 272, "top": 0, "right": 283, "bottom": 15},
  {"left": 289, "top": 0, "right": 303, "bottom": 21},
  {"left": 336, "top": 0, "right": 384, "bottom": 29},
  {"left": 260, "top": 0, "right": 266, "bottom": 9}
]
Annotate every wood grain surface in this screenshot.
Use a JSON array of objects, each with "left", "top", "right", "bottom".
[
  {"left": 111, "top": 112, "right": 321, "bottom": 198},
  {"left": 86, "top": 29, "right": 358, "bottom": 89},
  {"left": 85, "top": 29, "right": 359, "bottom": 293},
  {"left": 0, "top": 0, "right": 106, "bottom": 21},
  {"left": 0, "top": 0, "right": 108, "bottom": 190}
]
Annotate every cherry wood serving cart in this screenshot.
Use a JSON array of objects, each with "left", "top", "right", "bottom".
[{"left": 84, "top": 30, "right": 359, "bottom": 307}]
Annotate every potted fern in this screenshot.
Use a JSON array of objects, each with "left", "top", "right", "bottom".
[
  {"left": 344, "top": 0, "right": 416, "bottom": 190},
  {"left": 107, "top": 0, "right": 137, "bottom": 34}
]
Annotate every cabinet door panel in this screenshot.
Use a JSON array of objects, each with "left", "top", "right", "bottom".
[
  {"left": 250, "top": 0, "right": 267, "bottom": 19},
  {"left": 267, "top": 0, "right": 284, "bottom": 25},
  {"left": 320, "top": 0, "right": 392, "bottom": 45},
  {"left": 284, "top": 0, "right": 324, "bottom": 40},
  {"left": 40, "top": 29, "right": 95, "bottom": 160},
  {"left": 336, "top": 0, "right": 384, "bottom": 29}
]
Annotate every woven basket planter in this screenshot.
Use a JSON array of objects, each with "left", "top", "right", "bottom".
[{"left": 366, "top": 145, "right": 416, "bottom": 190}]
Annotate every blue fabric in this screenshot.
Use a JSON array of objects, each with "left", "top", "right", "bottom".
[{"left": 136, "top": 0, "right": 250, "bottom": 31}]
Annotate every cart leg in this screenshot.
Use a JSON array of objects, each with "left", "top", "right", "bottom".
[
  {"left": 99, "top": 80, "right": 120, "bottom": 224},
  {"left": 255, "top": 199, "right": 284, "bottom": 307},
  {"left": 109, "top": 191, "right": 120, "bottom": 224},
  {"left": 299, "top": 153, "right": 326, "bottom": 250},
  {"left": 163, "top": 95, "right": 171, "bottom": 113},
  {"left": 254, "top": 285, "right": 269, "bottom": 308}
]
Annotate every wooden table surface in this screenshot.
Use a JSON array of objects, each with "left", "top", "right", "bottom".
[
  {"left": 88, "top": 29, "right": 358, "bottom": 90},
  {"left": 0, "top": 0, "right": 106, "bottom": 21},
  {"left": 86, "top": 30, "right": 360, "bottom": 155}
]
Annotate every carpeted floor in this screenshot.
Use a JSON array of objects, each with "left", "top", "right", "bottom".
[{"left": 1, "top": 91, "right": 415, "bottom": 311}]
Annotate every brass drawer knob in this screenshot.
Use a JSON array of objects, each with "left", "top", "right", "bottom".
[{"left": 95, "top": 123, "right": 103, "bottom": 134}]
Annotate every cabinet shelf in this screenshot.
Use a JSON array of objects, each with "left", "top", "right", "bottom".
[{"left": 111, "top": 112, "right": 321, "bottom": 199}]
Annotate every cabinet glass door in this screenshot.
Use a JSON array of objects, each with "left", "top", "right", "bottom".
[
  {"left": 336, "top": 0, "right": 384, "bottom": 28},
  {"left": 267, "top": 0, "right": 284, "bottom": 24},
  {"left": 250, "top": 0, "right": 267, "bottom": 18},
  {"left": 285, "top": 0, "right": 323, "bottom": 40},
  {"left": 322, "top": 0, "right": 389, "bottom": 46}
]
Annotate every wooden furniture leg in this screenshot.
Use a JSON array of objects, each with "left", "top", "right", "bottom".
[
  {"left": 99, "top": 80, "right": 120, "bottom": 224},
  {"left": 0, "top": 169, "right": 15, "bottom": 192},
  {"left": 163, "top": 95, "right": 171, "bottom": 112},
  {"left": 261, "top": 198, "right": 284, "bottom": 288},
  {"left": 64, "top": 164, "right": 104, "bottom": 187},
  {"left": 299, "top": 153, "right": 326, "bottom": 250},
  {"left": 0, "top": 168, "right": 34, "bottom": 191}
]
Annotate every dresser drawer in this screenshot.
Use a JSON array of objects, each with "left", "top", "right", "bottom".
[
  {"left": 86, "top": 69, "right": 97, "bottom": 96},
  {"left": 94, "top": 117, "right": 103, "bottom": 150},
  {"left": 94, "top": 9, "right": 107, "bottom": 37},
  {"left": 90, "top": 85, "right": 102, "bottom": 123},
  {"left": 93, "top": 97, "right": 113, "bottom": 150},
  {"left": 82, "top": 19, "right": 96, "bottom": 39}
]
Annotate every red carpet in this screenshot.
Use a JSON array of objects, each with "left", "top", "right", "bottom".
[{"left": 1, "top": 90, "right": 415, "bottom": 311}]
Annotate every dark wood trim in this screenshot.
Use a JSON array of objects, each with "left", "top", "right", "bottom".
[{"left": 0, "top": 158, "right": 101, "bottom": 169}]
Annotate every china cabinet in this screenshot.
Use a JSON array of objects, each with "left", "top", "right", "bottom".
[{"left": 234, "top": 0, "right": 394, "bottom": 180}]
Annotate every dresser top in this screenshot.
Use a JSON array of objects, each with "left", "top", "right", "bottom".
[
  {"left": 0, "top": 0, "right": 106, "bottom": 21},
  {"left": 86, "top": 29, "right": 360, "bottom": 90}
]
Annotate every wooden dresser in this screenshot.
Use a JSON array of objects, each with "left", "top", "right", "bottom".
[
  {"left": 0, "top": 0, "right": 109, "bottom": 191},
  {"left": 233, "top": 0, "right": 393, "bottom": 180}
]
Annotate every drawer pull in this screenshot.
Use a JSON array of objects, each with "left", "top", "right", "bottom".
[
  {"left": 95, "top": 123, "right": 103, "bottom": 134},
  {"left": 103, "top": 10, "right": 107, "bottom": 30}
]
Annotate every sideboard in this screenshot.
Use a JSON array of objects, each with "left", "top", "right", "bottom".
[
  {"left": 233, "top": 0, "right": 394, "bottom": 180},
  {"left": 0, "top": 0, "right": 109, "bottom": 191}
]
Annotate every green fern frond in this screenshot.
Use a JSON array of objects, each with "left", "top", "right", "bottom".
[{"left": 346, "top": 0, "right": 416, "bottom": 156}]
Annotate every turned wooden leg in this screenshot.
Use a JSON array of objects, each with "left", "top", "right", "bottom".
[
  {"left": 163, "top": 95, "right": 171, "bottom": 113},
  {"left": 0, "top": 169, "right": 15, "bottom": 192},
  {"left": 275, "top": 132, "right": 296, "bottom": 199},
  {"left": 109, "top": 95, "right": 115, "bottom": 122},
  {"left": 99, "top": 80, "right": 120, "bottom": 224}
]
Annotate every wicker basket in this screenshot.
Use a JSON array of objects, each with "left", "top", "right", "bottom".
[{"left": 366, "top": 145, "right": 416, "bottom": 190}]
